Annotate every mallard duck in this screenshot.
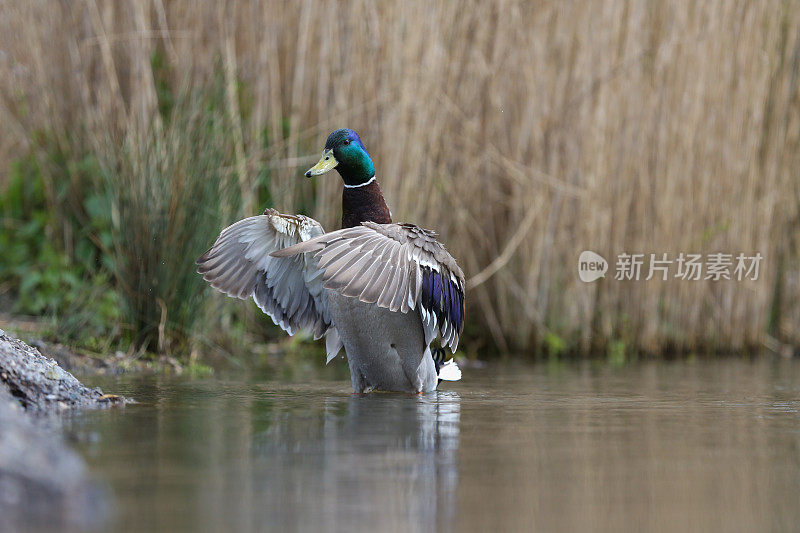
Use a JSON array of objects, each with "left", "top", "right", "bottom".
[{"left": 197, "top": 129, "right": 464, "bottom": 393}]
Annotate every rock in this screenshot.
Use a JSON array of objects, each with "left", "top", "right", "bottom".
[
  {"left": 0, "top": 329, "right": 121, "bottom": 530},
  {"left": 0, "top": 329, "right": 126, "bottom": 412},
  {"left": 0, "top": 388, "right": 109, "bottom": 531}
]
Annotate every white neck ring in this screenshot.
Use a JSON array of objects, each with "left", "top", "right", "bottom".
[{"left": 343, "top": 176, "right": 376, "bottom": 189}]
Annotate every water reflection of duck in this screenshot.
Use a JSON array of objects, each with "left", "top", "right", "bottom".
[
  {"left": 251, "top": 391, "right": 461, "bottom": 530},
  {"left": 198, "top": 129, "right": 464, "bottom": 393}
]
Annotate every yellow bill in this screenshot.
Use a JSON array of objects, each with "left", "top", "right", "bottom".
[{"left": 305, "top": 149, "right": 338, "bottom": 177}]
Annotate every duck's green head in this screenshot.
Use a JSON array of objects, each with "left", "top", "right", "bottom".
[{"left": 305, "top": 129, "right": 376, "bottom": 187}]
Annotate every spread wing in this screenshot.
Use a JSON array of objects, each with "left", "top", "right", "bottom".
[
  {"left": 271, "top": 222, "right": 465, "bottom": 351},
  {"left": 196, "top": 209, "right": 332, "bottom": 340}
]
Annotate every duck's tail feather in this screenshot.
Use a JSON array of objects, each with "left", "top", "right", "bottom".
[
  {"left": 437, "top": 360, "right": 462, "bottom": 381},
  {"left": 432, "top": 347, "right": 462, "bottom": 382}
]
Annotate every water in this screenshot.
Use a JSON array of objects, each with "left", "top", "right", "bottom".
[{"left": 67, "top": 358, "right": 800, "bottom": 532}]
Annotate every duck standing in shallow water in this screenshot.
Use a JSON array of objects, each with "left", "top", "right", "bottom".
[{"left": 197, "top": 129, "right": 464, "bottom": 393}]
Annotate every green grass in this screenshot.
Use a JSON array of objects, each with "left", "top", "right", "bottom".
[
  {"left": 0, "top": 82, "right": 259, "bottom": 359},
  {"left": 0, "top": 154, "right": 123, "bottom": 349}
]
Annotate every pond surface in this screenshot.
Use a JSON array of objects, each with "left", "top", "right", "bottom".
[{"left": 68, "top": 357, "right": 800, "bottom": 532}]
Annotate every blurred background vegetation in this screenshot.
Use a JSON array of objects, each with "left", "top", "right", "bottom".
[{"left": 0, "top": 1, "right": 798, "bottom": 362}]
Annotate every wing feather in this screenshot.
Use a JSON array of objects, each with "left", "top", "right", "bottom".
[
  {"left": 378, "top": 264, "right": 403, "bottom": 310},
  {"left": 271, "top": 221, "right": 465, "bottom": 351},
  {"left": 197, "top": 210, "right": 330, "bottom": 339}
]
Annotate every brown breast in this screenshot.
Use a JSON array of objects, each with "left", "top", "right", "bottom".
[{"left": 341, "top": 181, "right": 392, "bottom": 228}]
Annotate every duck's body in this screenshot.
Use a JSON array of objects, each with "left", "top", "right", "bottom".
[
  {"left": 328, "top": 292, "right": 437, "bottom": 392},
  {"left": 197, "top": 129, "right": 463, "bottom": 393}
]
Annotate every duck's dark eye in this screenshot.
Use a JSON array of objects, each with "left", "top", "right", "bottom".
[
  {"left": 325, "top": 156, "right": 330, "bottom": 161},
  {"left": 344, "top": 139, "right": 351, "bottom": 145}
]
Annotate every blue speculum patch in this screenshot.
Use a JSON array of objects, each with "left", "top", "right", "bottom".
[{"left": 421, "top": 265, "right": 464, "bottom": 334}]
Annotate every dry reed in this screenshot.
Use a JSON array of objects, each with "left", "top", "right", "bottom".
[{"left": 0, "top": 1, "right": 798, "bottom": 355}]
